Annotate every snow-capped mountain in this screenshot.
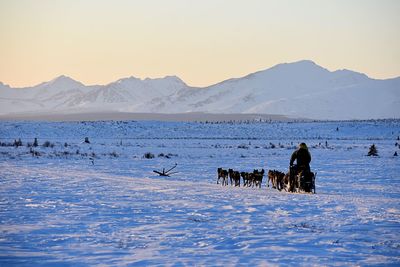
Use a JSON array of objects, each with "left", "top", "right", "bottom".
[{"left": 1, "top": 60, "right": 399, "bottom": 120}]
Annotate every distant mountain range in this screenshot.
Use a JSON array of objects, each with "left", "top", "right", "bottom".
[{"left": 1, "top": 60, "right": 399, "bottom": 120}]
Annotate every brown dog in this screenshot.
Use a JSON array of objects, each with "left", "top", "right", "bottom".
[{"left": 217, "top": 168, "right": 229, "bottom": 186}]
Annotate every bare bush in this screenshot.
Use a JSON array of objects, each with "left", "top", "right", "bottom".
[
  {"left": 42, "top": 141, "right": 54, "bottom": 148},
  {"left": 143, "top": 152, "right": 155, "bottom": 159}
]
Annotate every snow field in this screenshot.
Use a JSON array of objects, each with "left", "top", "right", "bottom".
[{"left": 0, "top": 120, "right": 399, "bottom": 266}]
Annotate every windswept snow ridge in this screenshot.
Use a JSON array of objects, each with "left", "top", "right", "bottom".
[
  {"left": 0, "top": 120, "right": 399, "bottom": 266},
  {"left": 1, "top": 60, "right": 399, "bottom": 120}
]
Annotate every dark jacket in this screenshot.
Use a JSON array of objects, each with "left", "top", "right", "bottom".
[{"left": 290, "top": 146, "right": 311, "bottom": 168}]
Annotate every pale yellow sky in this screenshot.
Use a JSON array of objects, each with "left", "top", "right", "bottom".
[{"left": 0, "top": 0, "right": 399, "bottom": 87}]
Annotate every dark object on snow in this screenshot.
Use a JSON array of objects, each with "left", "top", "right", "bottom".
[
  {"left": 268, "top": 169, "right": 285, "bottom": 191},
  {"left": 237, "top": 169, "right": 264, "bottom": 188},
  {"left": 153, "top": 163, "right": 178, "bottom": 176},
  {"left": 42, "top": 141, "right": 54, "bottom": 148},
  {"left": 367, "top": 144, "right": 378, "bottom": 156},
  {"left": 14, "top": 138, "right": 23, "bottom": 147},
  {"left": 33, "top": 138, "right": 38, "bottom": 147},
  {"left": 228, "top": 169, "right": 241, "bottom": 187},
  {"left": 394, "top": 151, "right": 398, "bottom": 157},
  {"left": 84, "top": 137, "right": 90, "bottom": 144},
  {"left": 288, "top": 166, "right": 316, "bottom": 193},
  {"left": 240, "top": 172, "right": 249, "bottom": 187},
  {"left": 143, "top": 152, "right": 155, "bottom": 159},
  {"left": 287, "top": 143, "right": 315, "bottom": 193},
  {"left": 251, "top": 169, "right": 265, "bottom": 188},
  {"left": 30, "top": 148, "right": 41, "bottom": 157},
  {"left": 268, "top": 168, "right": 316, "bottom": 194},
  {"left": 217, "top": 168, "right": 229, "bottom": 185},
  {"left": 290, "top": 142, "right": 311, "bottom": 173}
]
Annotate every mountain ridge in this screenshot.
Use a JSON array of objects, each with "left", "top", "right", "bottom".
[
  {"left": 2, "top": 60, "right": 400, "bottom": 88},
  {"left": 1, "top": 60, "right": 399, "bottom": 120}
]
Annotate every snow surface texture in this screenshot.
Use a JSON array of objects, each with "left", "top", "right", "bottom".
[
  {"left": 1, "top": 60, "right": 399, "bottom": 120},
  {"left": 0, "top": 120, "right": 399, "bottom": 266}
]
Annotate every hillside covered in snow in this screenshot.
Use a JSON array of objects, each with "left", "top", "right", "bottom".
[{"left": 1, "top": 60, "right": 399, "bottom": 120}]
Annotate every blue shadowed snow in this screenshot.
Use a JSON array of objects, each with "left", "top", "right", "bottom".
[{"left": 0, "top": 120, "right": 399, "bottom": 266}]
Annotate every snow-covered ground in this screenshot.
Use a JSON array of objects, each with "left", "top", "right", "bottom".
[{"left": 0, "top": 120, "right": 399, "bottom": 266}]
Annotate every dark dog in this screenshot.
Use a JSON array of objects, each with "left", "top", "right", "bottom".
[
  {"left": 274, "top": 170, "right": 285, "bottom": 191},
  {"left": 267, "top": 170, "right": 276, "bottom": 188},
  {"left": 252, "top": 169, "right": 265, "bottom": 188},
  {"left": 217, "top": 168, "right": 229, "bottom": 186},
  {"left": 282, "top": 172, "right": 292, "bottom": 192},
  {"left": 268, "top": 169, "right": 284, "bottom": 190},
  {"left": 228, "top": 169, "right": 241, "bottom": 187},
  {"left": 241, "top": 172, "right": 250, "bottom": 187}
]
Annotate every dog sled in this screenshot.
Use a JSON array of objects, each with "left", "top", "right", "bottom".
[
  {"left": 289, "top": 167, "right": 316, "bottom": 194},
  {"left": 216, "top": 166, "right": 316, "bottom": 194}
]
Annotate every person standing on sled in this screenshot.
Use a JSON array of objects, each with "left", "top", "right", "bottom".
[{"left": 289, "top": 142, "right": 311, "bottom": 191}]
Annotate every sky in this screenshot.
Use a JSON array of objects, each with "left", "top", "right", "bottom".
[{"left": 0, "top": 0, "right": 399, "bottom": 87}]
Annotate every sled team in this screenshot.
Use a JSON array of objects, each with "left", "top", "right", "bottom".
[{"left": 217, "top": 142, "right": 316, "bottom": 193}]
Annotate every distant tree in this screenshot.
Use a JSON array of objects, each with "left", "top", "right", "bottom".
[
  {"left": 394, "top": 151, "right": 398, "bottom": 157},
  {"left": 33, "top": 138, "right": 38, "bottom": 147},
  {"left": 367, "top": 144, "right": 378, "bottom": 156},
  {"left": 84, "top": 137, "right": 90, "bottom": 144}
]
